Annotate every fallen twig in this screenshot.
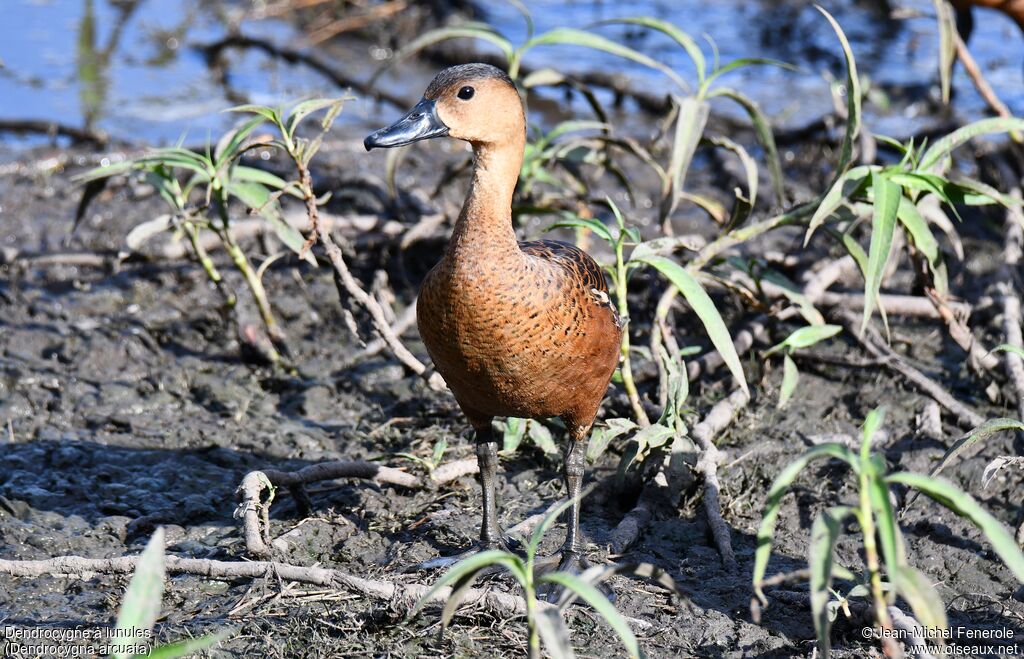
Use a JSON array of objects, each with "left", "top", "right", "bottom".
[
  {"left": 998, "top": 190, "right": 1024, "bottom": 423},
  {"left": 692, "top": 388, "right": 749, "bottom": 569},
  {"left": 0, "top": 119, "right": 109, "bottom": 146},
  {"left": 833, "top": 309, "right": 985, "bottom": 429},
  {"left": 0, "top": 554, "right": 651, "bottom": 631}
]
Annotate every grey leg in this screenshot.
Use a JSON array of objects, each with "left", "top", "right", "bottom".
[{"left": 476, "top": 426, "right": 504, "bottom": 546}]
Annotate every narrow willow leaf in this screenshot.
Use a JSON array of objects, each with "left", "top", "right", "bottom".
[
  {"left": 704, "top": 57, "right": 796, "bottom": 89},
  {"left": 920, "top": 117, "right": 1024, "bottom": 173},
  {"left": 286, "top": 97, "right": 345, "bottom": 135},
  {"left": 805, "top": 165, "right": 873, "bottom": 244},
  {"left": 765, "top": 324, "right": 842, "bottom": 356},
  {"left": 500, "top": 417, "right": 527, "bottom": 454},
  {"left": 886, "top": 472, "right": 1024, "bottom": 583},
  {"left": 146, "top": 631, "right": 231, "bottom": 659},
  {"left": 522, "top": 67, "right": 565, "bottom": 88},
  {"left": 867, "top": 454, "right": 901, "bottom": 593},
  {"left": 893, "top": 565, "right": 948, "bottom": 636},
  {"left": 679, "top": 191, "right": 728, "bottom": 224},
  {"left": 841, "top": 232, "right": 869, "bottom": 280},
  {"left": 225, "top": 104, "right": 280, "bottom": 123},
  {"left": 387, "top": 25, "right": 515, "bottom": 71},
  {"left": 896, "top": 197, "right": 948, "bottom": 296},
  {"left": 125, "top": 215, "right": 174, "bottom": 251},
  {"left": 708, "top": 87, "right": 787, "bottom": 207},
  {"left": 528, "top": 420, "right": 559, "bottom": 455},
  {"left": 232, "top": 165, "right": 293, "bottom": 192},
  {"left": 535, "top": 608, "right": 576, "bottom": 659},
  {"left": 817, "top": 6, "right": 861, "bottom": 177},
  {"left": 905, "top": 418, "right": 1024, "bottom": 509},
  {"left": 705, "top": 134, "right": 758, "bottom": 213},
  {"left": 215, "top": 115, "right": 267, "bottom": 167},
  {"left": 809, "top": 506, "right": 853, "bottom": 658},
  {"left": 539, "top": 571, "right": 641, "bottom": 658},
  {"left": 946, "top": 175, "right": 1024, "bottom": 209},
  {"left": 524, "top": 27, "right": 687, "bottom": 90},
  {"left": 662, "top": 96, "right": 711, "bottom": 219},
  {"left": 545, "top": 215, "right": 615, "bottom": 245},
  {"left": 778, "top": 354, "right": 799, "bottom": 409},
  {"left": 113, "top": 528, "right": 165, "bottom": 659},
  {"left": 409, "top": 550, "right": 527, "bottom": 619},
  {"left": 753, "top": 443, "right": 859, "bottom": 602},
  {"left": 597, "top": 16, "right": 704, "bottom": 85},
  {"left": 861, "top": 173, "right": 900, "bottom": 333},
  {"left": 636, "top": 255, "right": 748, "bottom": 395},
  {"left": 992, "top": 344, "right": 1024, "bottom": 359},
  {"left": 933, "top": 0, "right": 956, "bottom": 104},
  {"left": 529, "top": 496, "right": 580, "bottom": 558}
]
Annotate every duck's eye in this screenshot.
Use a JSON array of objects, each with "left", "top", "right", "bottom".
[{"left": 457, "top": 86, "right": 475, "bottom": 100}]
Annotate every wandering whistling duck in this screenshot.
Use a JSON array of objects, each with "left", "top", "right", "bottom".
[
  {"left": 364, "top": 63, "right": 623, "bottom": 579},
  {"left": 950, "top": 0, "right": 1024, "bottom": 43}
]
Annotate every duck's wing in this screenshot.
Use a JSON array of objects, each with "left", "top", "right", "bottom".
[{"left": 519, "top": 239, "right": 609, "bottom": 294}]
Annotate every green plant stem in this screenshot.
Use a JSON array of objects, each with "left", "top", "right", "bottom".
[
  {"left": 213, "top": 192, "right": 286, "bottom": 363},
  {"left": 615, "top": 238, "right": 649, "bottom": 427},
  {"left": 687, "top": 202, "right": 813, "bottom": 274},
  {"left": 525, "top": 587, "right": 540, "bottom": 659},
  {"left": 857, "top": 471, "right": 893, "bottom": 635},
  {"left": 183, "top": 220, "right": 236, "bottom": 308}
]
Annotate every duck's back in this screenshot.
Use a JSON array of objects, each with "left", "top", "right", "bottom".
[{"left": 418, "top": 239, "right": 621, "bottom": 424}]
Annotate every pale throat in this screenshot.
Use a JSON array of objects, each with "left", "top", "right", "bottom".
[{"left": 447, "top": 133, "right": 526, "bottom": 259}]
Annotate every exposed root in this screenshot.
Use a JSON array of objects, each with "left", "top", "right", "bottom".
[
  {"left": 833, "top": 309, "right": 985, "bottom": 429},
  {"left": 0, "top": 554, "right": 652, "bottom": 631}
]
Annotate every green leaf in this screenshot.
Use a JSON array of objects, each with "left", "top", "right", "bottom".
[
  {"left": 231, "top": 165, "right": 295, "bottom": 194},
  {"left": 778, "top": 354, "right": 799, "bottom": 409},
  {"left": 753, "top": 443, "right": 858, "bottom": 602},
  {"left": 113, "top": 528, "right": 165, "bottom": 659},
  {"left": 535, "top": 608, "right": 576, "bottom": 659},
  {"left": 805, "top": 165, "right": 873, "bottom": 244},
  {"left": 215, "top": 115, "right": 267, "bottom": 168},
  {"left": 538, "top": 571, "right": 641, "bottom": 658},
  {"left": 628, "top": 236, "right": 704, "bottom": 263},
  {"left": 600, "top": 16, "right": 704, "bottom": 85},
  {"left": 886, "top": 471, "right": 1024, "bottom": 583},
  {"left": 225, "top": 104, "right": 280, "bottom": 123},
  {"left": 386, "top": 24, "right": 515, "bottom": 70},
  {"left": 910, "top": 418, "right": 1024, "bottom": 494},
  {"left": 705, "top": 134, "right": 758, "bottom": 216},
  {"left": 896, "top": 196, "right": 948, "bottom": 296},
  {"left": 765, "top": 324, "right": 842, "bottom": 356},
  {"left": 892, "top": 565, "right": 948, "bottom": 637},
  {"left": 544, "top": 214, "right": 615, "bottom": 245},
  {"left": 708, "top": 87, "right": 787, "bottom": 206},
  {"left": 286, "top": 97, "right": 345, "bottom": 135},
  {"left": 528, "top": 420, "right": 559, "bottom": 455},
  {"left": 500, "top": 417, "right": 527, "bottom": 454},
  {"left": 525, "top": 27, "right": 687, "bottom": 91},
  {"left": 867, "top": 453, "right": 902, "bottom": 593},
  {"left": 409, "top": 550, "right": 527, "bottom": 619},
  {"left": 146, "top": 631, "right": 231, "bottom": 659},
  {"left": 125, "top": 215, "right": 174, "bottom": 251},
  {"left": 529, "top": 496, "right": 580, "bottom": 559},
  {"left": 920, "top": 117, "right": 1024, "bottom": 173},
  {"left": 225, "top": 180, "right": 317, "bottom": 266},
  {"left": 817, "top": 6, "right": 861, "bottom": 178},
  {"left": 992, "top": 344, "right": 1024, "bottom": 360},
  {"left": 661, "top": 96, "right": 711, "bottom": 219},
  {"left": 809, "top": 506, "right": 854, "bottom": 658},
  {"left": 933, "top": 0, "right": 956, "bottom": 104},
  {"left": 861, "top": 173, "right": 900, "bottom": 332},
  {"left": 587, "top": 418, "right": 638, "bottom": 463},
  {"left": 636, "top": 255, "right": 748, "bottom": 395}
]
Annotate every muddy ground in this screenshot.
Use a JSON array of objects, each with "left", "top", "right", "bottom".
[{"left": 2, "top": 112, "right": 1024, "bottom": 658}]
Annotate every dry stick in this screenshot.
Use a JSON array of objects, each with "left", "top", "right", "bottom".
[
  {"left": 833, "top": 309, "right": 986, "bottom": 429},
  {"left": 237, "top": 456, "right": 483, "bottom": 557},
  {"left": 691, "top": 388, "right": 750, "bottom": 569},
  {"left": 998, "top": 194, "right": 1024, "bottom": 423},
  {"left": 608, "top": 389, "right": 750, "bottom": 558},
  {"left": 0, "top": 118, "right": 109, "bottom": 146},
  {"left": 954, "top": 32, "right": 1014, "bottom": 122},
  {"left": 0, "top": 554, "right": 652, "bottom": 631}
]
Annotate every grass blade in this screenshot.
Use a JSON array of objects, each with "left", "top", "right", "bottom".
[
  {"left": 816, "top": 5, "right": 861, "bottom": 177},
  {"left": 409, "top": 550, "right": 526, "bottom": 619},
  {"left": 385, "top": 24, "right": 515, "bottom": 74},
  {"left": 932, "top": 0, "right": 956, "bottom": 104},
  {"left": 861, "top": 172, "right": 900, "bottom": 333},
  {"left": 598, "top": 16, "right": 704, "bottom": 85},
  {"left": 896, "top": 196, "right": 948, "bottom": 296},
  {"left": 804, "top": 164, "right": 873, "bottom": 244},
  {"left": 753, "top": 443, "right": 858, "bottom": 602},
  {"left": 539, "top": 571, "right": 642, "bottom": 658},
  {"left": 535, "top": 608, "right": 576, "bottom": 659},
  {"left": 887, "top": 472, "right": 1024, "bottom": 583},
  {"left": 778, "top": 353, "right": 799, "bottom": 409},
  {"left": 920, "top": 117, "right": 1024, "bottom": 173},
  {"left": 146, "top": 631, "right": 231, "bottom": 659},
  {"left": 524, "top": 28, "right": 687, "bottom": 90},
  {"left": 892, "top": 565, "right": 948, "bottom": 637},
  {"left": 113, "top": 528, "right": 165, "bottom": 659},
  {"left": 708, "top": 87, "right": 787, "bottom": 207},
  {"left": 635, "top": 255, "right": 748, "bottom": 395},
  {"left": 809, "top": 506, "right": 853, "bottom": 657},
  {"left": 765, "top": 324, "right": 842, "bottom": 356},
  {"left": 545, "top": 213, "right": 615, "bottom": 245}
]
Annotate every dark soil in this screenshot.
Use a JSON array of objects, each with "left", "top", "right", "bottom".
[{"left": 1, "top": 122, "right": 1023, "bottom": 659}]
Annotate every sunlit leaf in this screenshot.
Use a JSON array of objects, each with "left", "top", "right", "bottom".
[
  {"left": 113, "top": 528, "right": 165, "bottom": 659},
  {"left": 778, "top": 354, "right": 799, "bottom": 409},
  {"left": 538, "top": 571, "right": 641, "bottom": 658},
  {"left": 920, "top": 117, "right": 1024, "bottom": 173},
  {"left": 809, "top": 506, "right": 853, "bottom": 657},
  {"left": 635, "top": 255, "right": 748, "bottom": 395},
  {"left": 765, "top": 324, "right": 842, "bottom": 356},
  {"left": 861, "top": 172, "right": 900, "bottom": 332},
  {"left": 599, "top": 16, "right": 704, "bottom": 85}
]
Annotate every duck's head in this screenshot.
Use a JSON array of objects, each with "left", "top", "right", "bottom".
[{"left": 364, "top": 63, "right": 524, "bottom": 151}]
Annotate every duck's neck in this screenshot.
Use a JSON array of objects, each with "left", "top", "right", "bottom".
[{"left": 447, "top": 136, "right": 524, "bottom": 260}]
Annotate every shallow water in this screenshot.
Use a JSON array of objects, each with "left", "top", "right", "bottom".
[{"left": 1, "top": 0, "right": 1022, "bottom": 145}]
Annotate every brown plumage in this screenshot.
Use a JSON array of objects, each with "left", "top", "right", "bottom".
[{"left": 365, "top": 63, "right": 621, "bottom": 578}]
